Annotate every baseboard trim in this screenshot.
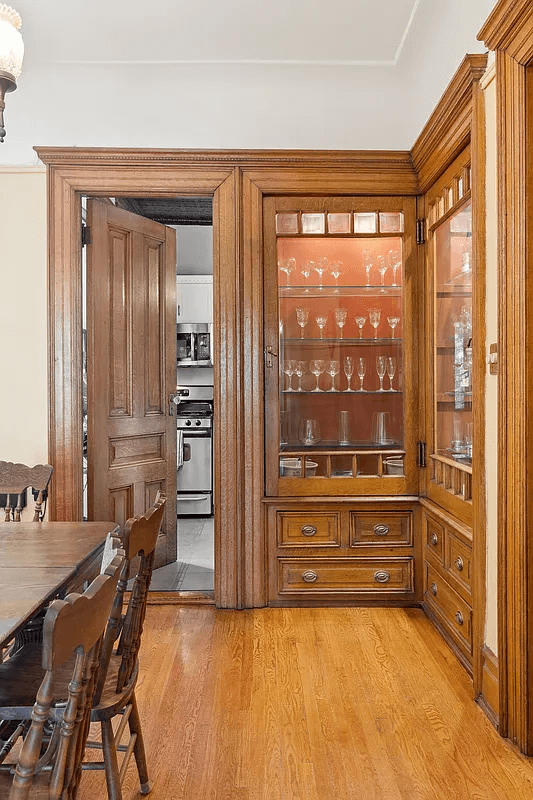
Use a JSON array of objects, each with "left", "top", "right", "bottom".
[
  {"left": 135, "top": 590, "right": 215, "bottom": 606},
  {"left": 478, "top": 645, "right": 499, "bottom": 728}
]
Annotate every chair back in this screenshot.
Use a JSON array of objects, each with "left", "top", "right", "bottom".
[
  {"left": 93, "top": 494, "right": 166, "bottom": 704},
  {"left": 8, "top": 553, "right": 125, "bottom": 800},
  {"left": 0, "top": 461, "right": 53, "bottom": 522}
]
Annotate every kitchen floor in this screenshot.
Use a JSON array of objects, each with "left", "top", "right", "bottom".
[{"left": 150, "top": 516, "right": 214, "bottom": 591}]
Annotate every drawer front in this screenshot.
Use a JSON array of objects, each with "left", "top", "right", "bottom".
[
  {"left": 447, "top": 533, "right": 472, "bottom": 593},
  {"left": 278, "top": 512, "right": 341, "bottom": 548},
  {"left": 425, "top": 515, "right": 444, "bottom": 562},
  {"left": 425, "top": 563, "right": 472, "bottom": 653},
  {"left": 278, "top": 557, "right": 414, "bottom": 595},
  {"left": 350, "top": 512, "right": 413, "bottom": 547}
]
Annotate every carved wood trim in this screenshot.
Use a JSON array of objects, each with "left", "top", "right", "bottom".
[
  {"left": 411, "top": 54, "right": 488, "bottom": 193},
  {"left": 479, "top": 0, "right": 533, "bottom": 64},
  {"left": 478, "top": 645, "right": 500, "bottom": 730}
]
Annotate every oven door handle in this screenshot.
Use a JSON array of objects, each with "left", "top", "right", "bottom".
[{"left": 183, "top": 443, "right": 191, "bottom": 462}]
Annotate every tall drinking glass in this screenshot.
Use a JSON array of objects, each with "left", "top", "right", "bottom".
[
  {"left": 355, "top": 315, "right": 366, "bottom": 338},
  {"left": 327, "top": 360, "right": 340, "bottom": 392},
  {"left": 279, "top": 257, "right": 296, "bottom": 286},
  {"left": 376, "top": 356, "right": 387, "bottom": 392},
  {"left": 368, "top": 308, "right": 381, "bottom": 338},
  {"left": 283, "top": 360, "right": 297, "bottom": 391},
  {"left": 315, "top": 315, "right": 328, "bottom": 338},
  {"left": 300, "top": 261, "right": 314, "bottom": 291},
  {"left": 363, "top": 251, "right": 373, "bottom": 287},
  {"left": 310, "top": 359, "right": 325, "bottom": 392},
  {"left": 295, "top": 307, "right": 309, "bottom": 339},
  {"left": 344, "top": 356, "right": 354, "bottom": 391},
  {"left": 387, "top": 357, "right": 396, "bottom": 391},
  {"left": 387, "top": 316, "right": 400, "bottom": 338},
  {"left": 334, "top": 307, "right": 348, "bottom": 338},
  {"left": 357, "top": 358, "right": 366, "bottom": 392},
  {"left": 377, "top": 255, "right": 388, "bottom": 288},
  {"left": 295, "top": 360, "right": 307, "bottom": 392},
  {"left": 313, "top": 257, "right": 329, "bottom": 288}
]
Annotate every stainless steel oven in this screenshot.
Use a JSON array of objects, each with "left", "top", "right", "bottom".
[
  {"left": 177, "top": 323, "right": 212, "bottom": 367},
  {"left": 176, "top": 386, "right": 213, "bottom": 516}
]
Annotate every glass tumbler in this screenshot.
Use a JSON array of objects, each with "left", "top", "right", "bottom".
[{"left": 298, "top": 419, "right": 321, "bottom": 445}]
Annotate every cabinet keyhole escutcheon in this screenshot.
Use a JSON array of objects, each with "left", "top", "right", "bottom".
[{"left": 302, "top": 571, "right": 318, "bottom": 583}]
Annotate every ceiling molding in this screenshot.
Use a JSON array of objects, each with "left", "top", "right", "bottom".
[
  {"left": 478, "top": 0, "right": 533, "bottom": 64},
  {"left": 410, "top": 53, "right": 488, "bottom": 193}
]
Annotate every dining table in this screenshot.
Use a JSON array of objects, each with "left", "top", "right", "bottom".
[{"left": 0, "top": 521, "right": 119, "bottom": 649}]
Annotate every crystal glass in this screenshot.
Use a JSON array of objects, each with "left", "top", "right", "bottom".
[
  {"left": 283, "top": 359, "right": 297, "bottom": 391},
  {"left": 315, "top": 315, "right": 328, "bottom": 338},
  {"left": 295, "top": 360, "right": 307, "bottom": 392},
  {"left": 344, "top": 356, "right": 354, "bottom": 392},
  {"left": 298, "top": 419, "right": 321, "bottom": 445},
  {"left": 300, "top": 260, "right": 314, "bottom": 291},
  {"left": 376, "top": 355, "right": 387, "bottom": 392},
  {"left": 368, "top": 308, "right": 381, "bottom": 338},
  {"left": 388, "top": 249, "right": 401, "bottom": 286},
  {"left": 387, "top": 357, "right": 396, "bottom": 391},
  {"left": 363, "top": 250, "right": 373, "bottom": 287},
  {"left": 313, "top": 257, "right": 328, "bottom": 288},
  {"left": 279, "top": 257, "right": 296, "bottom": 286},
  {"left": 387, "top": 315, "right": 400, "bottom": 338},
  {"left": 377, "top": 255, "right": 388, "bottom": 288},
  {"left": 295, "top": 307, "right": 309, "bottom": 339},
  {"left": 330, "top": 261, "right": 342, "bottom": 288},
  {"left": 357, "top": 358, "right": 366, "bottom": 392},
  {"left": 310, "top": 359, "right": 325, "bottom": 392},
  {"left": 326, "top": 360, "right": 340, "bottom": 392},
  {"left": 355, "top": 315, "right": 366, "bottom": 338},
  {"left": 334, "top": 307, "right": 348, "bottom": 338}
]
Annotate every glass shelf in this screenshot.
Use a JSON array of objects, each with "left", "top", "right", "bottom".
[
  {"left": 279, "top": 285, "right": 402, "bottom": 298},
  {"left": 281, "top": 337, "right": 402, "bottom": 345},
  {"left": 282, "top": 390, "right": 401, "bottom": 395}
]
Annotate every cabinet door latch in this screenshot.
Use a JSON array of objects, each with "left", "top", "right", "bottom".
[
  {"left": 265, "top": 345, "right": 278, "bottom": 368},
  {"left": 417, "top": 440, "right": 427, "bottom": 468}
]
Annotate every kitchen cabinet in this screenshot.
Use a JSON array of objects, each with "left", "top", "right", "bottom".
[{"left": 176, "top": 275, "right": 213, "bottom": 323}]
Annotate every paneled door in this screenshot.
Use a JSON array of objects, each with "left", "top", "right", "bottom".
[{"left": 86, "top": 199, "right": 177, "bottom": 567}]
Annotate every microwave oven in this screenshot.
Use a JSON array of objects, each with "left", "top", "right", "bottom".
[{"left": 177, "top": 323, "right": 212, "bottom": 366}]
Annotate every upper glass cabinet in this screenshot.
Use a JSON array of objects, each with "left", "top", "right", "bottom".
[{"left": 264, "top": 198, "right": 418, "bottom": 497}]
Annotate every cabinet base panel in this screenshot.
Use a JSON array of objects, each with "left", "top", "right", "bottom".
[{"left": 423, "top": 602, "right": 473, "bottom": 676}]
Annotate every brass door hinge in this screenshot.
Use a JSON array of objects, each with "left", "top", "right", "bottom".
[
  {"left": 81, "top": 224, "right": 91, "bottom": 247},
  {"left": 416, "top": 218, "right": 425, "bottom": 245},
  {"left": 417, "top": 441, "right": 427, "bottom": 468}
]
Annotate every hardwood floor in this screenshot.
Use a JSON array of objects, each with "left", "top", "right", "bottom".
[{"left": 77, "top": 606, "right": 533, "bottom": 800}]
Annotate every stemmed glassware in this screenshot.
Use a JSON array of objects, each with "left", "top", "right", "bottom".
[
  {"left": 326, "top": 360, "right": 340, "bottom": 392},
  {"left": 334, "top": 307, "right": 348, "bottom": 338},
  {"left": 295, "top": 307, "right": 309, "bottom": 339},
  {"left": 310, "top": 359, "right": 325, "bottom": 392},
  {"left": 387, "top": 315, "right": 400, "bottom": 338},
  {"left": 363, "top": 251, "right": 373, "bottom": 287},
  {"left": 368, "top": 308, "right": 381, "bottom": 338},
  {"left": 313, "top": 257, "right": 329, "bottom": 288},
  {"left": 357, "top": 358, "right": 366, "bottom": 392},
  {"left": 344, "top": 356, "right": 354, "bottom": 392},
  {"left": 376, "top": 356, "right": 387, "bottom": 392},
  {"left": 301, "top": 261, "right": 314, "bottom": 291},
  {"left": 355, "top": 315, "right": 366, "bottom": 338},
  {"left": 315, "top": 315, "right": 328, "bottom": 338},
  {"left": 388, "top": 249, "right": 401, "bottom": 286},
  {"left": 283, "top": 359, "right": 297, "bottom": 391},
  {"left": 295, "top": 360, "right": 307, "bottom": 392},
  {"left": 377, "top": 255, "right": 388, "bottom": 289},
  {"left": 279, "top": 257, "right": 296, "bottom": 286},
  {"left": 387, "top": 357, "right": 396, "bottom": 391},
  {"left": 331, "top": 261, "right": 342, "bottom": 289}
]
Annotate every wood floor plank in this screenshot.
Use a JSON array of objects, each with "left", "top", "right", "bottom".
[{"left": 75, "top": 605, "right": 533, "bottom": 800}]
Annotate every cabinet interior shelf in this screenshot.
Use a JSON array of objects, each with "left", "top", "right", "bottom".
[
  {"left": 281, "top": 337, "right": 402, "bottom": 345},
  {"left": 279, "top": 285, "right": 402, "bottom": 298},
  {"left": 282, "top": 390, "right": 402, "bottom": 395},
  {"left": 281, "top": 444, "right": 404, "bottom": 453},
  {"left": 436, "top": 287, "right": 472, "bottom": 298}
]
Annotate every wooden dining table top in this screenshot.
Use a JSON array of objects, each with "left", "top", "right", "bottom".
[{"left": 0, "top": 521, "right": 119, "bottom": 647}]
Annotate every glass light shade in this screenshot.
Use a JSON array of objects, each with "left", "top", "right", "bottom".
[{"left": 0, "top": 4, "right": 23, "bottom": 80}]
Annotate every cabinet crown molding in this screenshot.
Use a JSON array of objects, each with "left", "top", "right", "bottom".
[{"left": 478, "top": 0, "right": 533, "bottom": 64}]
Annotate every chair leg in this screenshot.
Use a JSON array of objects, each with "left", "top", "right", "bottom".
[
  {"left": 101, "top": 718, "right": 123, "bottom": 800},
  {"left": 128, "top": 692, "right": 152, "bottom": 794}
]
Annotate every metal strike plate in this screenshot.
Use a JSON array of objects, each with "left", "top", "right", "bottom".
[{"left": 489, "top": 343, "right": 498, "bottom": 375}]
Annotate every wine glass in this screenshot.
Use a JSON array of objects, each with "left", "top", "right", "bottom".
[
  {"left": 334, "top": 307, "right": 348, "bottom": 338},
  {"left": 283, "top": 359, "right": 297, "bottom": 391},
  {"left": 326, "top": 360, "right": 340, "bottom": 392},
  {"left": 376, "top": 356, "right": 387, "bottom": 392},
  {"left": 344, "top": 356, "right": 354, "bottom": 392},
  {"left": 387, "top": 315, "right": 400, "bottom": 338},
  {"left": 310, "top": 359, "right": 325, "bottom": 392},
  {"left": 368, "top": 308, "right": 381, "bottom": 338},
  {"left": 315, "top": 315, "right": 328, "bottom": 338},
  {"left": 295, "top": 360, "right": 307, "bottom": 392},
  {"left": 279, "top": 257, "right": 296, "bottom": 286},
  {"left": 295, "top": 307, "right": 309, "bottom": 339},
  {"left": 357, "top": 358, "right": 366, "bottom": 392},
  {"left": 387, "top": 357, "right": 396, "bottom": 391},
  {"left": 377, "top": 255, "right": 388, "bottom": 289},
  {"left": 363, "top": 250, "right": 373, "bottom": 287},
  {"left": 355, "top": 315, "right": 366, "bottom": 338},
  {"left": 388, "top": 249, "right": 401, "bottom": 286},
  {"left": 330, "top": 261, "right": 342, "bottom": 289},
  {"left": 313, "top": 257, "right": 329, "bottom": 288},
  {"left": 300, "top": 260, "right": 314, "bottom": 291}
]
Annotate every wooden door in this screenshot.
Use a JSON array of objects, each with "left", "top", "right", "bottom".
[{"left": 86, "top": 199, "right": 177, "bottom": 568}]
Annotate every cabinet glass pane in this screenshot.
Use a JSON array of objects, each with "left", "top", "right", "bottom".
[
  {"left": 277, "top": 237, "right": 404, "bottom": 472},
  {"left": 434, "top": 200, "right": 472, "bottom": 464}
]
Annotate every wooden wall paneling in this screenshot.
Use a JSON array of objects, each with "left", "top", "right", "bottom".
[{"left": 480, "top": 645, "right": 500, "bottom": 729}]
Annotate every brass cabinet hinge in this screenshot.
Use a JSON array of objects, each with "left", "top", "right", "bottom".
[
  {"left": 417, "top": 441, "right": 427, "bottom": 468},
  {"left": 416, "top": 218, "right": 425, "bottom": 245},
  {"left": 81, "top": 224, "right": 91, "bottom": 247}
]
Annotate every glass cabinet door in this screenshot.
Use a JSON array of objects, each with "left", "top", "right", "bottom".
[{"left": 264, "top": 198, "right": 418, "bottom": 496}]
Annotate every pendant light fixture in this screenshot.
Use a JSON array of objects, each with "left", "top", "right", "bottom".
[{"left": 0, "top": 4, "right": 23, "bottom": 142}]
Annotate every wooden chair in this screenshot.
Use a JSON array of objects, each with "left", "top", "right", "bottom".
[
  {"left": 0, "top": 462, "right": 53, "bottom": 522},
  {"left": 0, "top": 552, "right": 125, "bottom": 799}
]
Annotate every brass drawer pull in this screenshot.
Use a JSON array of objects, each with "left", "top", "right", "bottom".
[
  {"left": 374, "top": 524, "right": 390, "bottom": 536},
  {"left": 430, "top": 533, "right": 438, "bottom": 546},
  {"left": 454, "top": 556, "right": 464, "bottom": 572},
  {"left": 301, "top": 525, "right": 317, "bottom": 537},
  {"left": 455, "top": 611, "right": 464, "bottom": 626},
  {"left": 374, "top": 571, "right": 390, "bottom": 584},
  {"left": 430, "top": 582, "right": 437, "bottom": 596},
  {"left": 302, "top": 570, "right": 318, "bottom": 583}
]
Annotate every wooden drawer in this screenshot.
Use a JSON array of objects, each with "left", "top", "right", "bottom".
[
  {"left": 446, "top": 532, "right": 472, "bottom": 594},
  {"left": 350, "top": 512, "right": 412, "bottom": 547},
  {"left": 424, "top": 563, "right": 472, "bottom": 654},
  {"left": 277, "top": 512, "right": 341, "bottom": 548},
  {"left": 425, "top": 515, "right": 444, "bottom": 562},
  {"left": 278, "top": 557, "right": 414, "bottom": 595}
]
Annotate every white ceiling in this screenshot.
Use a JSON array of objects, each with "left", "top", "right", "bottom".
[{"left": 2, "top": 0, "right": 496, "bottom": 164}]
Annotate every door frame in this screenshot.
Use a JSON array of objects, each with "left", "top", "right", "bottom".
[{"left": 36, "top": 147, "right": 418, "bottom": 608}]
